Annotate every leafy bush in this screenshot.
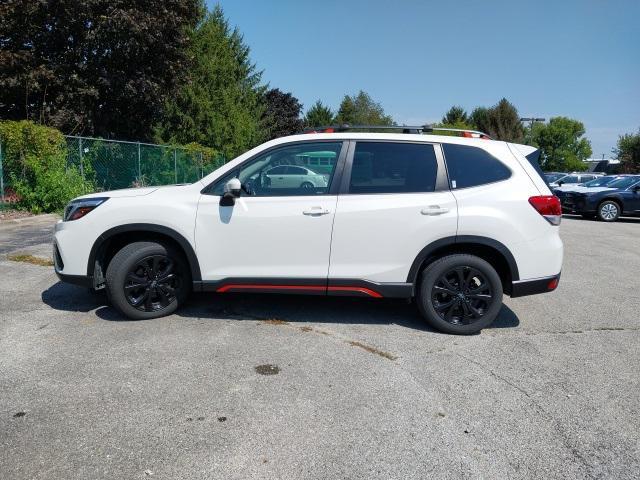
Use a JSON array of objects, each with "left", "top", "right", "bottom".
[{"left": 0, "top": 120, "right": 93, "bottom": 213}]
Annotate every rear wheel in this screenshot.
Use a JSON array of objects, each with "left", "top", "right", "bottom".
[
  {"left": 300, "top": 181, "right": 314, "bottom": 189},
  {"left": 417, "top": 254, "right": 503, "bottom": 335},
  {"left": 106, "top": 241, "right": 191, "bottom": 319},
  {"left": 597, "top": 200, "right": 620, "bottom": 222}
]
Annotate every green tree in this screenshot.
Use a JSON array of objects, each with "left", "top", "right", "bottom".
[
  {"left": 335, "top": 91, "right": 393, "bottom": 126},
  {"left": 262, "top": 88, "right": 304, "bottom": 140},
  {"left": 441, "top": 106, "right": 469, "bottom": 126},
  {"left": 469, "top": 107, "right": 490, "bottom": 132},
  {"left": 155, "top": 5, "right": 266, "bottom": 159},
  {"left": 531, "top": 117, "right": 592, "bottom": 171},
  {"left": 614, "top": 129, "right": 640, "bottom": 173},
  {"left": 482, "top": 98, "right": 524, "bottom": 142},
  {"left": 304, "top": 101, "right": 335, "bottom": 127},
  {"left": 0, "top": 0, "right": 202, "bottom": 140}
]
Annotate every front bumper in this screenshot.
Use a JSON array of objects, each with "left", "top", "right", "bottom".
[
  {"left": 511, "top": 273, "right": 561, "bottom": 298},
  {"left": 559, "top": 193, "right": 596, "bottom": 214},
  {"left": 53, "top": 240, "right": 93, "bottom": 287}
]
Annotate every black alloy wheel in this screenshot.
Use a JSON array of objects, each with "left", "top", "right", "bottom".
[
  {"left": 417, "top": 254, "right": 503, "bottom": 335},
  {"left": 431, "top": 266, "right": 493, "bottom": 326},
  {"left": 106, "top": 241, "right": 191, "bottom": 320},
  {"left": 124, "top": 255, "right": 181, "bottom": 312}
]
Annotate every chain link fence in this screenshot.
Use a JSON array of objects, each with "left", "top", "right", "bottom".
[{"left": 1, "top": 135, "right": 226, "bottom": 206}]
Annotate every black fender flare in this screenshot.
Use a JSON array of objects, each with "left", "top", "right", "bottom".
[
  {"left": 87, "top": 223, "right": 202, "bottom": 281},
  {"left": 406, "top": 235, "right": 520, "bottom": 283}
]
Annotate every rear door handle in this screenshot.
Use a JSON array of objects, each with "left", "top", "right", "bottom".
[
  {"left": 421, "top": 205, "right": 449, "bottom": 216},
  {"left": 303, "top": 207, "right": 330, "bottom": 216}
]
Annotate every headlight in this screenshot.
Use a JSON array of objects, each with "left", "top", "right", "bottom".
[{"left": 64, "top": 197, "right": 109, "bottom": 221}]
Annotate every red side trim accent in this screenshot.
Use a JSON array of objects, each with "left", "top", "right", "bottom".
[
  {"left": 327, "top": 286, "right": 383, "bottom": 298},
  {"left": 216, "top": 284, "right": 326, "bottom": 293},
  {"left": 215, "top": 283, "right": 383, "bottom": 298}
]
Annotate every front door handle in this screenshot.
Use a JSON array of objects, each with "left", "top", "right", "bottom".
[
  {"left": 303, "top": 207, "right": 330, "bottom": 216},
  {"left": 421, "top": 205, "right": 449, "bottom": 216}
]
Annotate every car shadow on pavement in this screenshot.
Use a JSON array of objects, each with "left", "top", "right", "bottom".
[{"left": 41, "top": 282, "right": 520, "bottom": 332}]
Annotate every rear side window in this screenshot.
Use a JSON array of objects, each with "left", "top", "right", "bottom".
[
  {"left": 349, "top": 142, "right": 438, "bottom": 194},
  {"left": 442, "top": 144, "right": 511, "bottom": 189}
]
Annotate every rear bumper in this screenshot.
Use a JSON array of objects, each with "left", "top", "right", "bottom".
[{"left": 510, "top": 273, "right": 561, "bottom": 298}]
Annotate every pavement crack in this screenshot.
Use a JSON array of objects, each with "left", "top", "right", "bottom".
[
  {"left": 456, "top": 353, "right": 532, "bottom": 398},
  {"left": 456, "top": 352, "right": 597, "bottom": 478}
]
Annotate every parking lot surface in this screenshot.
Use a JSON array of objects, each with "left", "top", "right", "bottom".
[{"left": 1, "top": 216, "right": 639, "bottom": 479}]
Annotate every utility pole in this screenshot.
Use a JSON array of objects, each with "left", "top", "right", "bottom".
[{"left": 520, "top": 117, "right": 545, "bottom": 143}]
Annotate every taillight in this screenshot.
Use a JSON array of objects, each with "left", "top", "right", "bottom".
[{"left": 528, "top": 195, "right": 562, "bottom": 225}]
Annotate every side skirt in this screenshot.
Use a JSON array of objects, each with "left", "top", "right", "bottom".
[{"left": 193, "top": 278, "right": 414, "bottom": 299}]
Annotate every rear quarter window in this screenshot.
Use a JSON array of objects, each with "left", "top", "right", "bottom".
[{"left": 442, "top": 144, "right": 511, "bottom": 189}]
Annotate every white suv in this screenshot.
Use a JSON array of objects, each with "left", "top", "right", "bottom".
[{"left": 54, "top": 130, "right": 563, "bottom": 334}]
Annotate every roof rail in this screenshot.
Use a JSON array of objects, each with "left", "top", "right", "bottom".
[{"left": 301, "top": 124, "right": 492, "bottom": 140}]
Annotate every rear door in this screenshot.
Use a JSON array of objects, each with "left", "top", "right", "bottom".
[{"left": 328, "top": 141, "right": 457, "bottom": 284}]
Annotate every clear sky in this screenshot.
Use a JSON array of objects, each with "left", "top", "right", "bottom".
[{"left": 211, "top": 0, "right": 639, "bottom": 157}]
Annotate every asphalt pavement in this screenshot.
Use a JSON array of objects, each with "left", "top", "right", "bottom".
[{"left": 1, "top": 215, "right": 639, "bottom": 479}]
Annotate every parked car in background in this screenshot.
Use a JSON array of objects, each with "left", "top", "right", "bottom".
[
  {"left": 263, "top": 165, "right": 328, "bottom": 190},
  {"left": 552, "top": 175, "right": 626, "bottom": 196},
  {"left": 544, "top": 172, "right": 567, "bottom": 184},
  {"left": 548, "top": 172, "right": 603, "bottom": 188},
  {"left": 559, "top": 175, "right": 640, "bottom": 221}
]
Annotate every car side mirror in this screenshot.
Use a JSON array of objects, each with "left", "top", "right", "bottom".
[
  {"left": 557, "top": 181, "right": 564, "bottom": 186},
  {"left": 633, "top": 185, "right": 640, "bottom": 193},
  {"left": 220, "top": 178, "right": 241, "bottom": 206}
]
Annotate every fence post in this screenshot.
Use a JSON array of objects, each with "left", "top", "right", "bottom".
[
  {"left": 78, "top": 137, "right": 85, "bottom": 192},
  {"left": 174, "top": 148, "right": 178, "bottom": 184},
  {"left": 0, "top": 139, "right": 4, "bottom": 203},
  {"left": 137, "top": 142, "right": 141, "bottom": 182}
]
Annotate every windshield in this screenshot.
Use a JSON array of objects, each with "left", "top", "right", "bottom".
[
  {"left": 556, "top": 175, "right": 580, "bottom": 184},
  {"left": 583, "top": 176, "right": 619, "bottom": 187},
  {"left": 605, "top": 177, "right": 640, "bottom": 189},
  {"left": 545, "top": 173, "right": 565, "bottom": 183}
]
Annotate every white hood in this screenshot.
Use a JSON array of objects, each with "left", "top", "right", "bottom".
[{"left": 78, "top": 187, "right": 159, "bottom": 199}]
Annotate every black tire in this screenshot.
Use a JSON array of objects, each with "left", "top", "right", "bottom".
[
  {"left": 597, "top": 200, "right": 620, "bottom": 222},
  {"left": 417, "top": 254, "right": 503, "bottom": 335},
  {"left": 300, "top": 181, "right": 314, "bottom": 189},
  {"left": 105, "top": 241, "right": 191, "bottom": 320}
]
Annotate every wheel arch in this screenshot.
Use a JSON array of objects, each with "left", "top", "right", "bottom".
[
  {"left": 87, "top": 224, "right": 202, "bottom": 284},
  {"left": 598, "top": 196, "right": 623, "bottom": 211},
  {"left": 407, "top": 236, "right": 519, "bottom": 295}
]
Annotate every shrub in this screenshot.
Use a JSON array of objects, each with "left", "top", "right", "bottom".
[{"left": 0, "top": 120, "right": 93, "bottom": 213}]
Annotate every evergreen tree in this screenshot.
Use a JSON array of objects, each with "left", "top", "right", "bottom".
[
  {"left": 155, "top": 5, "right": 266, "bottom": 159},
  {"left": 335, "top": 91, "right": 393, "bottom": 126},
  {"left": 483, "top": 98, "right": 524, "bottom": 142},
  {"left": 441, "top": 106, "right": 469, "bottom": 126},
  {"left": 304, "top": 101, "right": 335, "bottom": 127},
  {"left": 469, "top": 107, "right": 490, "bottom": 132}
]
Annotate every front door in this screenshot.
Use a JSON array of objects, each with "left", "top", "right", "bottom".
[{"left": 195, "top": 141, "right": 346, "bottom": 283}]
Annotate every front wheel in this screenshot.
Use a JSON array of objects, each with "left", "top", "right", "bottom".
[
  {"left": 106, "top": 241, "right": 191, "bottom": 319},
  {"left": 597, "top": 200, "right": 620, "bottom": 222},
  {"left": 417, "top": 254, "right": 503, "bottom": 335}
]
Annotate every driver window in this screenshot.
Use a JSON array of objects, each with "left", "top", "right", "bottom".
[{"left": 234, "top": 142, "right": 342, "bottom": 197}]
